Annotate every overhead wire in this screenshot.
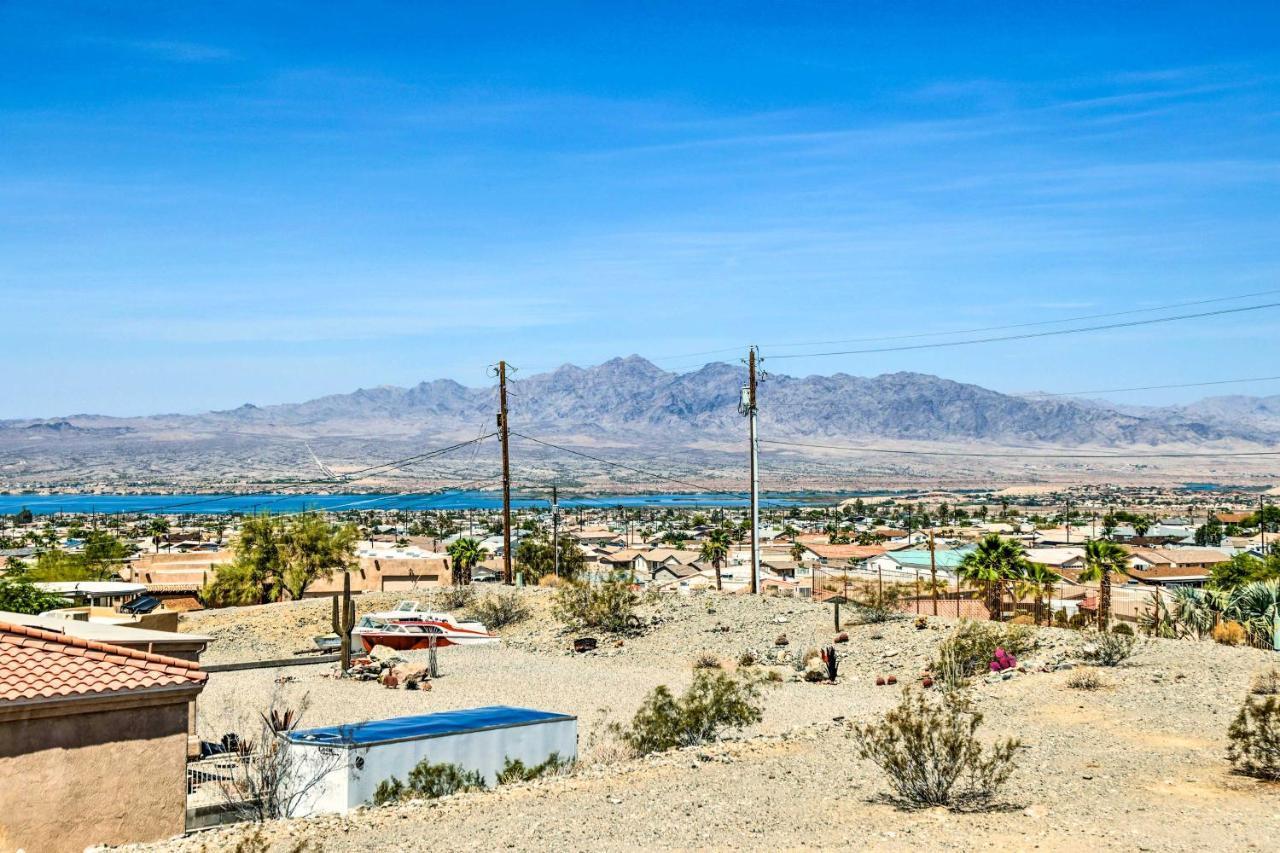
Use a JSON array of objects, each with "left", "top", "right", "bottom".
[{"left": 760, "top": 437, "right": 1280, "bottom": 459}]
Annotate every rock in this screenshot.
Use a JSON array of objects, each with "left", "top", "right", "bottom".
[
  {"left": 775, "top": 634, "right": 789, "bottom": 646},
  {"left": 367, "top": 644, "right": 402, "bottom": 662},
  {"left": 834, "top": 632, "right": 849, "bottom": 643}
]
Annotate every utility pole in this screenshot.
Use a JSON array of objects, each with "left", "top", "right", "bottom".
[
  {"left": 929, "top": 529, "right": 938, "bottom": 616},
  {"left": 1260, "top": 495, "right": 1267, "bottom": 556},
  {"left": 741, "top": 345, "right": 762, "bottom": 594},
  {"left": 495, "top": 360, "right": 513, "bottom": 585},
  {"left": 552, "top": 485, "right": 561, "bottom": 578}
]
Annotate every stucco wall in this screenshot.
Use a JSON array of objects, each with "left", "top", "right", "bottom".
[{"left": 0, "top": 701, "right": 190, "bottom": 853}]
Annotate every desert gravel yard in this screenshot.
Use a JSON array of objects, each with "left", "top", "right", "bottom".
[{"left": 138, "top": 589, "right": 1280, "bottom": 851}]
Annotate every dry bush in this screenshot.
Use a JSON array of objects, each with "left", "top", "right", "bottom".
[
  {"left": 1066, "top": 668, "right": 1108, "bottom": 691},
  {"left": 434, "top": 586, "right": 476, "bottom": 611},
  {"left": 737, "top": 649, "right": 758, "bottom": 668},
  {"left": 1251, "top": 668, "right": 1280, "bottom": 696},
  {"left": 465, "top": 590, "right": 530, "bottom": 629},
  {"left": 1213, "top": 620, "right": 1247, "bottom": 646},
  {"left": 693, "top": 652, "right": 722, "bottom": 670},
  {"left": 1009, "top": 614, "right": 1035, "bottom": 626},
  {"left": 537, "top": 573, "right": 562, "bottom": 587},
  {"left": 852, "top": 689, "right": 1020, "bottom": 809},
  {"left": 1080, "top": 631, "right": 1138, "bottom": 667},
  {"left": 1227, "top": 695, "right": 1280, "bottom": 780}
]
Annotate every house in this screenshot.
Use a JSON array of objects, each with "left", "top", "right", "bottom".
[
  {"left": 1024, "top": 547, "right": 1086, "bottom": 571},
  {"left": 862, "top": 548, "right": 969, "bottom": 582},
  {"left": 0, "top": 620, "right": 206, "bottom": 852},
  {"left": 1119, "top": 546, "right": 1232, "bottom": 587},
  {"left": 800, "top": 544, "right": 892, "bottom": 565}
]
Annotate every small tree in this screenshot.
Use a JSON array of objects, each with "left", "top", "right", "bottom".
[
  {"left": 554, "top": 575, "right": 638, "bottom": 633},
  {"left": 0, "top": 573, "right": 67, "bottom": 614},
  {"left": 853, "top": 689, "right": 1020, "bottom": 809}
]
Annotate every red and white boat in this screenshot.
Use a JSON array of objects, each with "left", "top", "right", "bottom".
[{"left": 353, "top": 600, "right": 497, "bottom": 652}]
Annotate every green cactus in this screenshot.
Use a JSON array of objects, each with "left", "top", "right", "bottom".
[{"left": 332, "top": 571, "right": 356, "bottom": 671}]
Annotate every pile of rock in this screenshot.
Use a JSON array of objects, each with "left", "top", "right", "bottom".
[{"left": 336, "top": 645, "right": 433, "bottom": 690}]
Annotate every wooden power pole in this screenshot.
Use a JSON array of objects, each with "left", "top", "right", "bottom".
[
  {"left": 743, "top": 346, "right": 761, "bottom": 594},
  {"left": 497, "top": 360, "right": 513, "bottom": 585},
  {"left": 929, "top": 529, "right": 939, "bottom": 616}
]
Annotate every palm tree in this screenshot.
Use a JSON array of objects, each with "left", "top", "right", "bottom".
[
  {"left": 1226, "top": 579, "right": 1280, "bottom": 647},
  {"left": 148, "top": 517, "right": 170, "bottom": 553},
  {"left": 447, "top": 537, "right": 488, "bottom": 586},
  {"left": 789, "top": 541, "right": 807, "bottom": 563},
  {"left": 1166, "top": 586, "right": 1221, "bottom": 639},
  {"left": 1078, "top": 539, "right": 1129, "bottom": 630},
  {"left": 1018, "top": 562, "right": 1062, "bottom": 626},
  {"left": 700, "top": 529, "right": 732, "bottom": 591},
  {"left": 958, "top": 534, "right": 1028, "bottom": 622},
  {"left": 1132, "top": 516, "right": 1152, "bottom": 539}
]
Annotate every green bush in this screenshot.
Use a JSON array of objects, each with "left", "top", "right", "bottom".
[
  {"left": 933, "top": 621, "right": 1036, "bottom": 677},
  {"left": 495, "top": 752, "right": 570, "bottom": 784},
  {"left": 1110, "top": 623, "right": 1135, "bottom": 636},
  {"left": 1227, "top": 695, "right": 1280, "bottom": 780},
  {"left": 465, "top": 590, "right": 530, "bottom": 629},
  {"left": 0, "top": 573, "right": 68, "bottom": 615},
  {"left": 853, "top": 689, "right": 1020, "bottom": 809},
  {"left": 553, "top": 575, "right": 638, "bottom": 633},
  {"left": 621, "top": 671, "right": 764, "bottom": 756},
  {"left": 373, "top": 759, "right": 485, "bottom": 805},
  {"left": 1081, "top": 631, "right": 1137, "bottom": 667}
]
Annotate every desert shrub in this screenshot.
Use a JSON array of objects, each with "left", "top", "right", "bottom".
[
  {"left": 553, "top": 575, "right": 638, "bottom": 633},
  {"left": 933, "top": 621, "right": 1036, "bottom": 677},
  {"left": 738, "top": 650, "right": 758, "bottom": 668},
  {"left": 1080, "top": 630, "right": 1138, "bottom": 667},
  {"left": 762, "top": 669, "right": 783, "bottom": 683},
  {"left": 434, "top": 586, "right": 476, "bottom": 611},
  {"left": 1009, "top": 614, "right": 1035, "bottom": 626},
  {"left": 802, "top": 646, "right": 822, "bottom": 665},
  {"left": 373, "top": 759, "right": 485, "bottom": 805},
  {"left": 848, "top": 581, "right": 909, "bottom": 623},
  {"left": 620, "top": 671, "right": 764, "bottom": 756},
  {"left": 1110, "top": 623, "right": 1135, "bottom": 636},
  {"left": 852, "top": 689, "right": 1020, "bottom": 809},
  {"left": 496, "top": 752, "right": 570, "bottom": 784},
  {"left": 1068, "top": 612, "right": 1091, "bottom": 630},
  {"left": 1213, "top": 620, "right": 1247, "bottom": 646},
  {"left": 692, "top": 652, "right": 722, "bottom": 670},
  {"left": 1066, "top": 668, "right": 1107, "bottom": 691},
  {"left": 537, "top": 573, "right": 561, "bottom": 587},
  {"left": 1052, "top": 609, "right": 1069, "bottom": 628},
  {"left": 466, "top": 590, "right": 530, "bottom": 629},
  {"left": 1227, "top": 695, "right": 1280, "bottom": 780},
  {"left": 1251, "top": 668, "right": 1280, "bottom": 696},
  {"left": 934, "top": 643, "right": 971, "bottom": 694}
]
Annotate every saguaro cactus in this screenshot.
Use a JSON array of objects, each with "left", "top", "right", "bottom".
[{"left": 332, "top": 571, "right": 356, "bottom": 672}]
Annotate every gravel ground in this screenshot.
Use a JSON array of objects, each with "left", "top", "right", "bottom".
[{"left": 145, "top": 589, "right": 1280, "bottom": 851}]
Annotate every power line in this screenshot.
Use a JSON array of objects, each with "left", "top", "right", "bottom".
[
  {"left": 761, "top": 437, "right": 1280, "bottom": 459},
  {"left": 1025, "top": 375, "right": 1280, "bottom": 398},
  {"left": 759, "top": 287, "right": 1280, "bottom": 351},
  {"left": 511, "top": 430, "right": 784, "bottom": 504},
  {"left": 766, "top": 301, "right": 1280, "bottom": 360},
  {"left": 117, "top": 434, "right": 497, "bottom": 515}
]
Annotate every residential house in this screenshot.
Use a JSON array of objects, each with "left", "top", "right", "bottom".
[{"left": 0, "top": 620, "right": 206, "bottom": 852}]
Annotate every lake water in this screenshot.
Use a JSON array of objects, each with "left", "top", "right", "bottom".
[{"left": 0, "top": 490, "right": 836, "bottom": 515}]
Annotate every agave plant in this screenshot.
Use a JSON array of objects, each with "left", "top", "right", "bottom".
[{"left": 1226, "top": 580, "right": 1280, "bottom": 648}]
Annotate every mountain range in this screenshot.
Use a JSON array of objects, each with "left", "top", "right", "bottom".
[{"left": 2, "top": 356, "right": 1277, "bottom": 488}]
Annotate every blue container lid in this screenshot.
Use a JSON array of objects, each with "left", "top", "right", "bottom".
[{"left": 283, "top": 705, "right": 575, "bottom": 749}]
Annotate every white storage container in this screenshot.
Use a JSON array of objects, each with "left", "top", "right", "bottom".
[{"left": 279, "top": 705, "right": 577, "bottom": 816}]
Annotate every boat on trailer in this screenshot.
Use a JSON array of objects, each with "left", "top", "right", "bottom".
[{"left": 352, "top": 600, "right": 497, "bottom": 652}]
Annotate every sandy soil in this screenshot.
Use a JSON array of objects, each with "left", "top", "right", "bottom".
[{"left": 138, "top": 589, "right": 1280, "bottom": 851}]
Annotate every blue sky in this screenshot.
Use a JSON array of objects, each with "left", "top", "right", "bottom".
[{"left": 2, "top": 2, "right": 1279, "bottom": 417}]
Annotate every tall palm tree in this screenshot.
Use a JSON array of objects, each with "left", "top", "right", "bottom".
[
  {"left": 789, "top": 541, "right": 807, "bottom": 563},
  {"left": 958, "top": 534, "right": 1028, "bottom": 622},
  {"left": 447, "top": 537, "right": 488, "bottom": 586},
  {"left": 1079, "top": 539, "right": 1129, "bottom": 630},
  {"left": 700, "top": 529, "right": 732, "bottom": 591}
]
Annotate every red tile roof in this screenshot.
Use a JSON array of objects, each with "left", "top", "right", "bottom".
[{"left": 0, "top": 620, "right": 206, "bottom": 703}]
